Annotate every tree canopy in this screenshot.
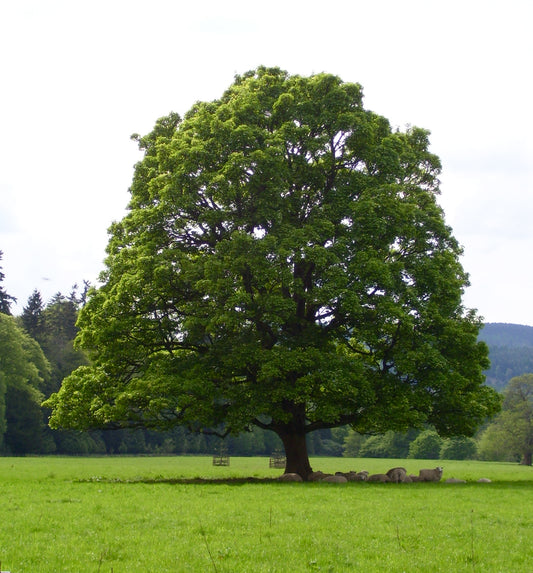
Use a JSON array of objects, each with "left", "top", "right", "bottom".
[{"left": 45, "top": 67, "right": 500, "bottom": 478}]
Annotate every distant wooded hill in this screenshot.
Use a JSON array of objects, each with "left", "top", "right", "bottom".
[{"left": 479, "top": 323, "right": 533, "bottom": 390}]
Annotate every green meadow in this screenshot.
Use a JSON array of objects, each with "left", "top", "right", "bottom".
[{"left": 0, "top": 456, "right": 532, "bottom": 572}]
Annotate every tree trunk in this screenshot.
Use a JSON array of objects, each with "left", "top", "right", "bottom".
[
  {"left": 521, "top": 451, "right": 532, "bottom": 466},
  {"left": 278, "top": 430, "right": 313, "bottom": 480}
]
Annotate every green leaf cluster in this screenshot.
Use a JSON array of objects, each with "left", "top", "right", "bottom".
[{"left": 478, "top": 373, "right": 533, "bottom": 464}]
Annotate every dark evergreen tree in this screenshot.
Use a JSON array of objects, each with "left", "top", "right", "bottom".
[
  {"left": 39, "top": 290, "right": 87, "bottom": 397},
  {"left": 21, "top": 290, "right": 45, "bottom": 340},
  {"left": 36, "top": 289, "right": 89, "bottom": 454}
]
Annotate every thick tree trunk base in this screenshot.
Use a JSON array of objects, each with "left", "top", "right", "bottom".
[{"left": 279, "top": 431, "right": 313, "bottom": 480}]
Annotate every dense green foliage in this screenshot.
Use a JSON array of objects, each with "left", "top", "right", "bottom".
[
  {"left": 477, "top": 373, "right": 533, "bottom": 464},
  {"left": 0, "top": 292, "right": 525, "bottom": 460},
  {"left": 2, "top": 283, "right": 521, "bottom": 458},
  {"left": 1, "top": 456, "right": 532, "bottom": 572},
  {"left": 407, "top": 429, "right": 444, "bottom": 459},
  {"left": 0, "top": 313, "right": 49, "bottom": 451},
  {"left": 0, "top": 283, "right": 91, "bottom": 454},
  {"left": 440, "top": 435, "right": 478, "bottom": 460},
  {"left": 44, "top": 68, "right": 498, "bottom": 478},
  {"left": 0, "top": 273, "right": 525, "bottom": 460}
]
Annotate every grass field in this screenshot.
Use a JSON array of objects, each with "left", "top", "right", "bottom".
[{"left": 0, "top": 456, "right": 532, "bottom": 572}]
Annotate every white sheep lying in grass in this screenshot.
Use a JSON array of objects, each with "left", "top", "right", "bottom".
[
  {"left": 386, "top": 467, "right": 410, "bottom": 483},
  {"left": 278, "top": 473, "right": 303, "bottom": 482},
  {"left": 418, "top": 466, "right": 443, "bottom": 482},
  {"left": 322, "top": 475, "right": 348, "bottom": 483},
  {"left": 367, "top": 473, "right": 391, "bottom": 483}
]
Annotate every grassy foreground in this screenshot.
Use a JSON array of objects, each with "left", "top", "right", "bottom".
[{"left": 0, "top": 456, "right": 532, "bottom": 572}]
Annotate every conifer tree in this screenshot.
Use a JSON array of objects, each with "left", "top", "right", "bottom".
[{"left": 21, "top": 289, "right": 45, "bottom": 340}]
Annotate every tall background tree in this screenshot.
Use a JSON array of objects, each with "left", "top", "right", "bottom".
[
  {"left": 7, "top": 286, "right": 92, "bottom": 454},
  {"left": 31, "top": 288, "right": 91, "bottom": 453},
  {"left": 21, "top": 289, "right": 45, "bottom": 340},
  {"left": 38, "top": 289, "right": 87, "bottom": 395},
  {"left": 45, "top": 68, "right": 500, "bottom": 478}
]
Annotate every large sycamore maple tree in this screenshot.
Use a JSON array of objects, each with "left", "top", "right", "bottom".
[{"left": 45, "top": 68, "right": 500, "bottom": 478}]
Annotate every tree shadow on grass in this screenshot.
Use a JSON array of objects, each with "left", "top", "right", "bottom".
[
  {"left": 76, "top": 476, "right": 281, "bottom": 485},
  {"left": 75, "top": 476, "right": 533, "bottom": 487}
]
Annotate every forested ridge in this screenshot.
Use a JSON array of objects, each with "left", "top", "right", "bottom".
[
  {"left": 480, "top": 323, "right": 533, "bottom": 390},
  {"left": 480, "top": 323, "right": 533, "bottom": 348}
]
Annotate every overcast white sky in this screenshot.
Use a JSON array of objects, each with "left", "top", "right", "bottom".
[{"left": 1, "top": 0, "right": 532, "bottom": 325}]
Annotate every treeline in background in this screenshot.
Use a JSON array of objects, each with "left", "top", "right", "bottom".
[{"left": 1, "top": 253, "right": 532, "bottom": 463}]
